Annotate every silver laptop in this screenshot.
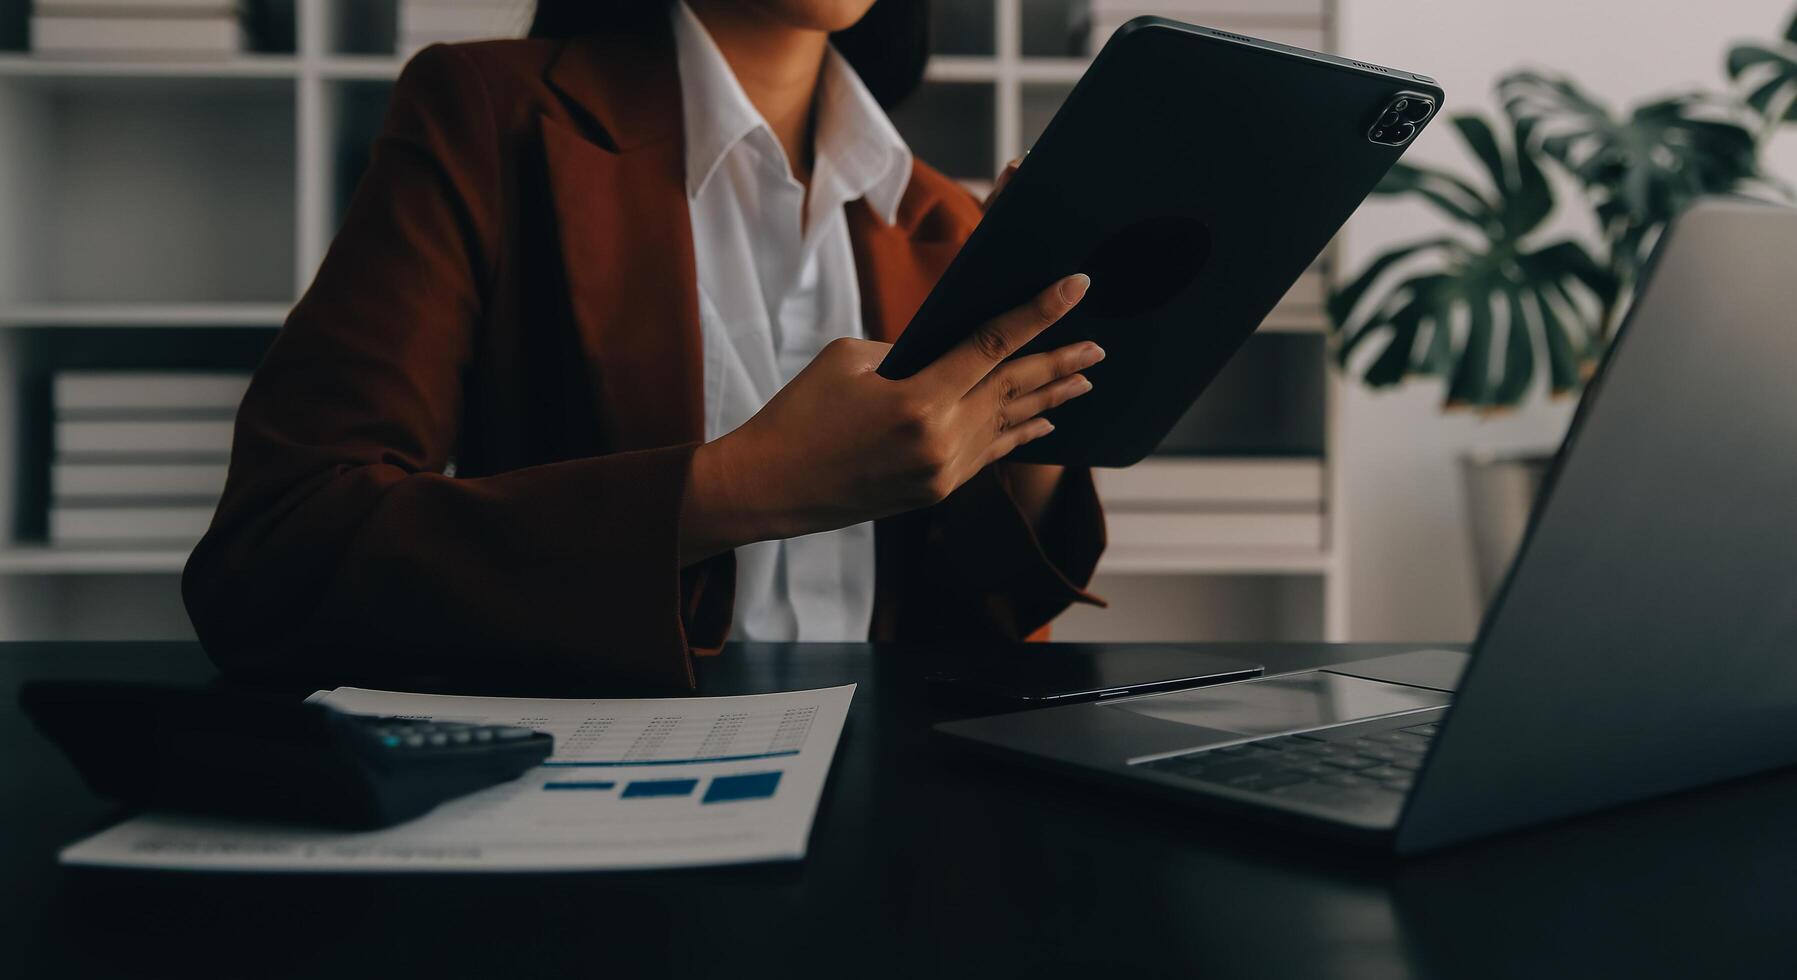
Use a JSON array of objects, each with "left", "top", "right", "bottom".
[{"left": 936, "top": 200, "right": 1797, "bottom": 853}]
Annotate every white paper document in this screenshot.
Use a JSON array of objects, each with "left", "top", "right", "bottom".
[{"left": 60, "top": 683, "right": 855, "bottom": 872}]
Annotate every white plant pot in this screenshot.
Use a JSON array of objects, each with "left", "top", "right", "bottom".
[{"left": 1460, "top": 450, "right": 1553, "bottom": 603}]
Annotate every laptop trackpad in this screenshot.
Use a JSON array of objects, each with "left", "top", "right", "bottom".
[{"left": 1108, "top": 671, "right": 1451, "bottom": 737}]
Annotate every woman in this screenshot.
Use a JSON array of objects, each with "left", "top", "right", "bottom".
[{"left": 183, "top": 0, "right": 1106, "bottom": 690}]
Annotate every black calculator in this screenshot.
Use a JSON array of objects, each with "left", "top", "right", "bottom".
[{"left": 21, "top": 681, "right": 553, "bottom": 830}]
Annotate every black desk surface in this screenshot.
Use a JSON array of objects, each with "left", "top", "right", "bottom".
[{"left": 4, "top": 642, "right": 1794, "bottom": 978}]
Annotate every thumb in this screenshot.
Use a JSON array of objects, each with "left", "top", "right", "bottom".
[{"left": 982, "top": 158, "right": 1022, "bottom": 211}]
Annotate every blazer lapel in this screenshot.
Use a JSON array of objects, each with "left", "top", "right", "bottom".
[
  {"left": 848, "top": 178, "right": 968, "bottom": 345},
  {"left": 540, "top": 26, "right": 704, "bottom": 452}
]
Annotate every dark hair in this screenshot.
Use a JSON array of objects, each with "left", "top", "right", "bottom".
[{"left": 529, "top": 1, "right": 929, "bottom": 109}]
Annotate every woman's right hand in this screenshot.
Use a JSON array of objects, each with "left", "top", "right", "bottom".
[{"left": 680, "top": 273, "right": 1101, "bottom": 563}]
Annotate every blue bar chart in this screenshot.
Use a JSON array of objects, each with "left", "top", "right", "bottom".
[
  {"left": 702, "top": 772, "right": 783, "bottom": 804},
  {"left": 621, "top": 779, "right": 699, "bottom": 799}
]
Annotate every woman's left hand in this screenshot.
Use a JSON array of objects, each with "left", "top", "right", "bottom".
[{"left": 985, "top": 157, "right": 1067, "bottom": 527}]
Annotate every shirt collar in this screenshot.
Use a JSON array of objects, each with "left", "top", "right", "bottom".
[{"left": 670, "top": 0, "right": 912, "bottom": 226}]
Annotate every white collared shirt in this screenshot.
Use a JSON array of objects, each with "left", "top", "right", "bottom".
[{"left": 670, "top": 2, "right": 913, "bottom": 641}]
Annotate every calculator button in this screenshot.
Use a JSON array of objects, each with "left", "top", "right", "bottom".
[
  {"left": 1224, "top": 770, "right": 1308, "bottom": 791},
  {"left": 403, "top": 735, "right": 425, "bottom": 747},
  {"left": 1144, "top": 754, "right": 1207, "bottom": 777},
  {"left": 450, "top": 731, "right": 472, "bottom": 745},
  {"left": 493, "top": 727, "right": 536, "bottom": 740},
  {"left": 473, "top": 730, "right": 494, "bottom": 742},
  {"left": 1322, "top": 756, "right": 1383, "bottom": 771}
]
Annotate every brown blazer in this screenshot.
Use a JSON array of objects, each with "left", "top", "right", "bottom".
[{"left": 182, "top": 23, "right": 1106, "bottom": 691}]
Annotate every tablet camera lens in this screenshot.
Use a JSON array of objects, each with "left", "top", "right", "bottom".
[{"left": 1370, "top": 94, "right": 1431, "bottom": 145}]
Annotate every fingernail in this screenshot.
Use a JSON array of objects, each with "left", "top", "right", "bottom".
[
  {"left": 1061, "top": 273, "right": 1091, "bottom": 306},
  {"left": 1072, "top": 376, "right": 1094, "bottom": 394},
  {"left": 1039, "top": 419, "right": 1056, "bottom": 434},
  {"left": 1082, "top": 343, "right": 1106, "bottom": 366}
]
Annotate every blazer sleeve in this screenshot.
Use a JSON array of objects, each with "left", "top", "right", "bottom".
[
  {"left": 926, "top": 464, "right": 1107, "bottom": 639},
  {"left": 182, "top": 45, "right": 725, "bottom": 691},
  {"left": 874, "top": 462, "right": 1105, "bottom": 644}
]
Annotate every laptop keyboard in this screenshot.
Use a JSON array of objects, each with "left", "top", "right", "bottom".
[{"left": 1140, "top": 721, "right": 1439, "bottom": 809}]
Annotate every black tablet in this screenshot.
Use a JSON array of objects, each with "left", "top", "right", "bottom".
[{"left": 878, "top": 17, "right": 1444, "bottom": 466}]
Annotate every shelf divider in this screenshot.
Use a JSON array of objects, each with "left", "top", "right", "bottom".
[
  {"left": 0, "top": 303, "right": 291, "bottom": 328},
  {"left": 0, "top": 53, "right": 301, "bottom": 79},
  {"left": 0, "top": 545, "right": 192, "bottom": 575}
]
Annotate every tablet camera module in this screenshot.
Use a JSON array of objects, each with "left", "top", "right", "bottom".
[{"left": 1368, "top": 93, "right": 1434, "bottom": 146}]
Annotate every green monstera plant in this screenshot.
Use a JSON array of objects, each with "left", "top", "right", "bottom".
[
  {"left": 1727, "top": 9, "right": 1797, "bottom": 137},
  {"left": 1329, "top": 115, "right": 1616, "bottom": 407},
  {"left": 1499, "top": 73, "right": 1762, "bottom": 301},
  {"left": 1331, "top": 6, "right": 1793, "bottom": 410}
]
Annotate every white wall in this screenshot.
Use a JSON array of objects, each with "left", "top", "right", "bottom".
[{"left": 1334, "top": 0, "right": 1797, "bottom": 640}]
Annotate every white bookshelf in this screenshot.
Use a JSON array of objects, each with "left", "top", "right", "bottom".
[{"left": 0, "top": 0, "right": 1344, "bottom": 642}]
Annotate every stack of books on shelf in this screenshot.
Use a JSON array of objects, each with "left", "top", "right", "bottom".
[
  {"left": 398, "top": 0, "right": 529, "bottom": 58},
  {"left": 30, "top": 0, "right": 248, "bottom": 58},
  {"left": 48, "top": 371, "right": 247, "bottom": 548},
  {"left": 1094, "top": 458, "right": 1326, "bottom": 553}
]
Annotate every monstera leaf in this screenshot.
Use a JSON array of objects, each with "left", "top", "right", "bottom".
[
  {"left": 1498, "top": 70, "right": 1760, "bottom": 278},
  {"left": 1726, "top": 10, "right": 1797, "bottom": 131},
  {"left": 1330, "top": 115, "right": 1617, "bottom": 409}
]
